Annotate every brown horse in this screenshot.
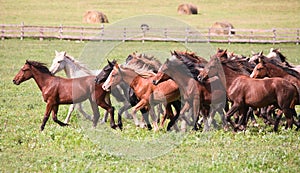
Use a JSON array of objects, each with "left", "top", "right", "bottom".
[
  {"left": 198, "top": 52, "right": 299, "bottom": 131},
  {"left": 13, "top": 60, "right": 117, "bottom": 131},
  {"left": 250, "top": 56, "right": 300, "bottom": 129},
  {"left": 153, "top": 52, "right": 227, "bottom": 131},
  {"left": 227, "top": 76, "right": 298, "bottom": 131},
  {"left": 102, "top": 62, "right": 181, "bottom": 131}
]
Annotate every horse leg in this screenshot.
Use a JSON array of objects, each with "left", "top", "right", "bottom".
[
  {"left": 64, "top": 104, "right": 75, "bottom": 124},
  {"left": 225, "top": 103, "right": 240, "bottom": 131},
  {"left": 140, "top": 108, "right": 152, "bottom": 130},
  {"left": 77, "top": 103, "right": 93, "bottom": 122},
  {"left": 132, "top": 99, "right": 147, "bottom": 125},
  {"left": 40, "top": 103, "right": 53, "bottom": 131},
  {"left": 51, "top": 104, "right": 68, "bottom": 127},
  {"left": 95, "top": 98, "right": 117, "bottom": 129},
  {"left": 192, "top": 99, "right": 201, "bottom": 131},
  {"left": 149, "top": 106, "right": 159, "bottom": 131},
  {"left": 282, "top": 108, "right": 296, "bottom": 130},
  {"left": 167, "top": 101, "right": 181, "bottom": 131}
]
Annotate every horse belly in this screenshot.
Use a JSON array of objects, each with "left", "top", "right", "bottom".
[{"left": 58, "top": 77, "right": 95, "bottom": 104}]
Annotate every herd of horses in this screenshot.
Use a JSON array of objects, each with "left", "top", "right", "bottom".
[{"left": 12, "top": 48, "right": 300, "bottom": 132}]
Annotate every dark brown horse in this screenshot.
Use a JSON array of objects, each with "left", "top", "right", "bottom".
[
  {"left": 153, "top": 51, "right": 227, "bottom": 131},
  {"left": 13, "top": 60, "right": 117, "bottom": 131},
  {"left": 250, "top": 56, "right": 300, "bottom": 129},
  {"left": 198, "top": 52, "right": 299, "bottom": 131}
]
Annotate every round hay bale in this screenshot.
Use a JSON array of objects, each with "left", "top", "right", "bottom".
[
  {"left": 177, "top": 3, "right": 198, "bottom": 15},
  {"left": 210, "top": 22, "right": 235, "bottom": 35},
  {"left": 83, "top": 11, "right": 109, "bottom": 24}
]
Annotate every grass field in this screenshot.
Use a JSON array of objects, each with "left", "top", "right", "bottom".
[{"left": 1, "top": 0, "right": 300, "bottom": 172}]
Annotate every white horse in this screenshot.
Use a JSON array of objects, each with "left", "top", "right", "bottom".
[
  {"left": 49, "top": 51, "right": 101, "bottom": 123},
  {"left": 266, "top": 48, "right": 300, "bottom": 73}
]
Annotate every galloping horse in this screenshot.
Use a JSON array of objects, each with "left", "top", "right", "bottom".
[
  {"left": 102, "top": 62, "right": 181, "bottom": 131},
  {"left": 13, "top": 60, "right": 118, "bottom": 131},
  {"left": 50, "top": 51, "right": 130, "bottom": 124},
  {"left": 153, "top": 51, "right": 227, "bottom": 131},
  {"left": 250, "top": 56, "right": 300, "bottom": 129},
  {"left": 49, "top": 51, "right": 96, "bottom": 123},
  {"left": 198, "top": 51, "right": 299, "bottom": 131}
]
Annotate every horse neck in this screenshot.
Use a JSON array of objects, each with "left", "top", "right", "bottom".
[
  {"left": 31, "top": 66, "right": 54, "bottom": 92},
  {"left": 64, "top": 58, "right": 93, "bottom": 77},
  {"left": 266, "top": 63, "right": 299, "bottom": 83},
  {"left": 119, "top": 68, "right": 140, "bottom": 87},
  {"left": 222, "top": 64, "right": 247, "bottom": 89},
  {"left": 166, "top": 67, "right": 195, "bottom": 89}
]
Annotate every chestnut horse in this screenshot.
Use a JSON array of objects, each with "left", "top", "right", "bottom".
[
  {"left": 13, "top": 60, "right": 118, "bottom": 131},
  {"left": 102, "top": 62, "right": 181, "bottom": 131},
  {"left": 153, "top": 52, "right": 227, "bottom": 131},
  {"left": 199, "top": 54, "right": 299, "bottom": 131}
]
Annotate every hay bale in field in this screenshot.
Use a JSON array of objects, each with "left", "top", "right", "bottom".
[
  {"left": 210, "top": 22, "right": 235, "bottom": 35},
  {"left": 177, "top": 3, "right": 198, "bottom": 15},
  {"left": 83, "top": 11, "right": 109, "bottom": 24}
]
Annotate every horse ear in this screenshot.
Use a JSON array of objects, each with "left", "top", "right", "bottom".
[
  {"left": 251, "top": 51, "right": 256, "bottom": 55},
  {"left": 258, "top": 51, "right": 263, "bottom": 56},
  {"left": 55, "top": 50, "right": 59, "bottom": 55},
  {"left": 166, "top": 58, "right": 169, "bottom": 63},
  {"left": 63, "top": 52, "right": 67, "bottom": 56},
  {"left": 107, "top": 59, "right": 112, "bottom": 66}
]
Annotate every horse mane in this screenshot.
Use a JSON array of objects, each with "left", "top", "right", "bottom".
[
  {"left": 261, "top": 56, "right": 300, "bottom": 79},
  {"left": 174, "top": 50, "right": 208, "bottom": 64},
  {"left": 26, "top": 60, "right": 53, "bottom": 75},
  {"left": 172, "top": 51, "right": 205, "bottom": 79},
  {"left": 64, "top": 54, "right": 94, "bottom": 75},
  {"left": 121, "top": 63, "right": 156, "bottom": 78},
  {"left": 270, "top": 49, "right": 294, "bottom": 68},
  {"left": 221, "top": 58, "right": 250, "bottom": 75},
  {"left": 127, "top": 52, "right": 162, "bottom": 72}
]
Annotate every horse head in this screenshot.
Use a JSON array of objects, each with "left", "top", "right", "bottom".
[
  {"left": 49, "top": 50, "right": 67, "bottom": 75},
  {"left": 13, "top": 60, "right": 36, "bottom": 85},
  {"left": 102, "top": 63, "right": 122, "bottom": 91},
  {"left": 95, "top": 59, "right": 116, "bottom": 84}
]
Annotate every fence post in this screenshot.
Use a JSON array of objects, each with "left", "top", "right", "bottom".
[
  {"left": 1, "top": 25, "right": 5, "bottom": 40},
  {"left": 185, "top": 27, "right": 189, "bottom": 44},
  {"left": 20, "top": 22, "right": 24, "bottom": 40},
  {"left": 272, "top": 28, "right": 276, "bottom": 45},
  {"left": 123, "top": 27, "right": 126, "bottom": 42},
  {"left": 100, "top": 24, "right": 104, "bottom": 42},
  {"left": 80, "top": 26, "right": 84, "bottom": 41},
  {"left": 228, "top": 26, "right": 232, "bottom": 44},
  {"left": 297, "top": 29, "right": 299, "bottom": 45},
  {"left": 59, "top": 24, "right": 63, "bottom": 40},
  {"left": 39, "top": 27, "right": 43, "bottom": 41},
  {"left": 164, "top": 28, "right": 168, "bottom": 40},
  {"left": 207, "top": 28, "right": 211, "bottom": 43},
  {"left": 249, "top": 30, "right": 254, "bottom": 43}
]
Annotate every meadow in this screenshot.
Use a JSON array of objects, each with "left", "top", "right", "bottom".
[{"left": 1, "top": 0, "right": 300, "bottom": 172}]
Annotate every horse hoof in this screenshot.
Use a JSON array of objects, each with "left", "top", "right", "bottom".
[
  {"left": 111, "top": 124, "right": 118, "bottom": 129},
  {"left": 118, "top": 123, "right": 123, "bottom": 130}
]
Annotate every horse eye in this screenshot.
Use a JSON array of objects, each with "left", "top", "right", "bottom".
[{"left": 58, "top": 60, "right": 63, "bottom": 63}]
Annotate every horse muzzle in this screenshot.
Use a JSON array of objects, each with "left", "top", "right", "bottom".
[
  {"left": 152, "top": 80, "right": 159, "bottom": 85},
  {"left": 13, "top": 79, "right": 20, "bottom": 85}
]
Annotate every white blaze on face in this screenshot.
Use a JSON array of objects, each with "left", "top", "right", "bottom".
[
  {"left": 102, "top": 70, "right": 113, "bottom": 91},
  {"left": 49, "top": 51, "right": 65, "bottom": 74}
]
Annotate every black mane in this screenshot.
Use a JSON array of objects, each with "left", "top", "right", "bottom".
[
  {"left": 261, "top": 56, "right": 300, "bottom": 79},
  {"left": 26, "top": 60, "right": 52, "bottom": 75}
]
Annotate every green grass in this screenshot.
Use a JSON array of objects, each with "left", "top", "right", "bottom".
[
  {"left": 1, "top": 39, "right": 300, "bottom": 172},
  {"left": 1, "top": 0, "right": 300, "bottom": 172},
  {"left": 1, "top": 0, "right": 299, "bottom": 28}
]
